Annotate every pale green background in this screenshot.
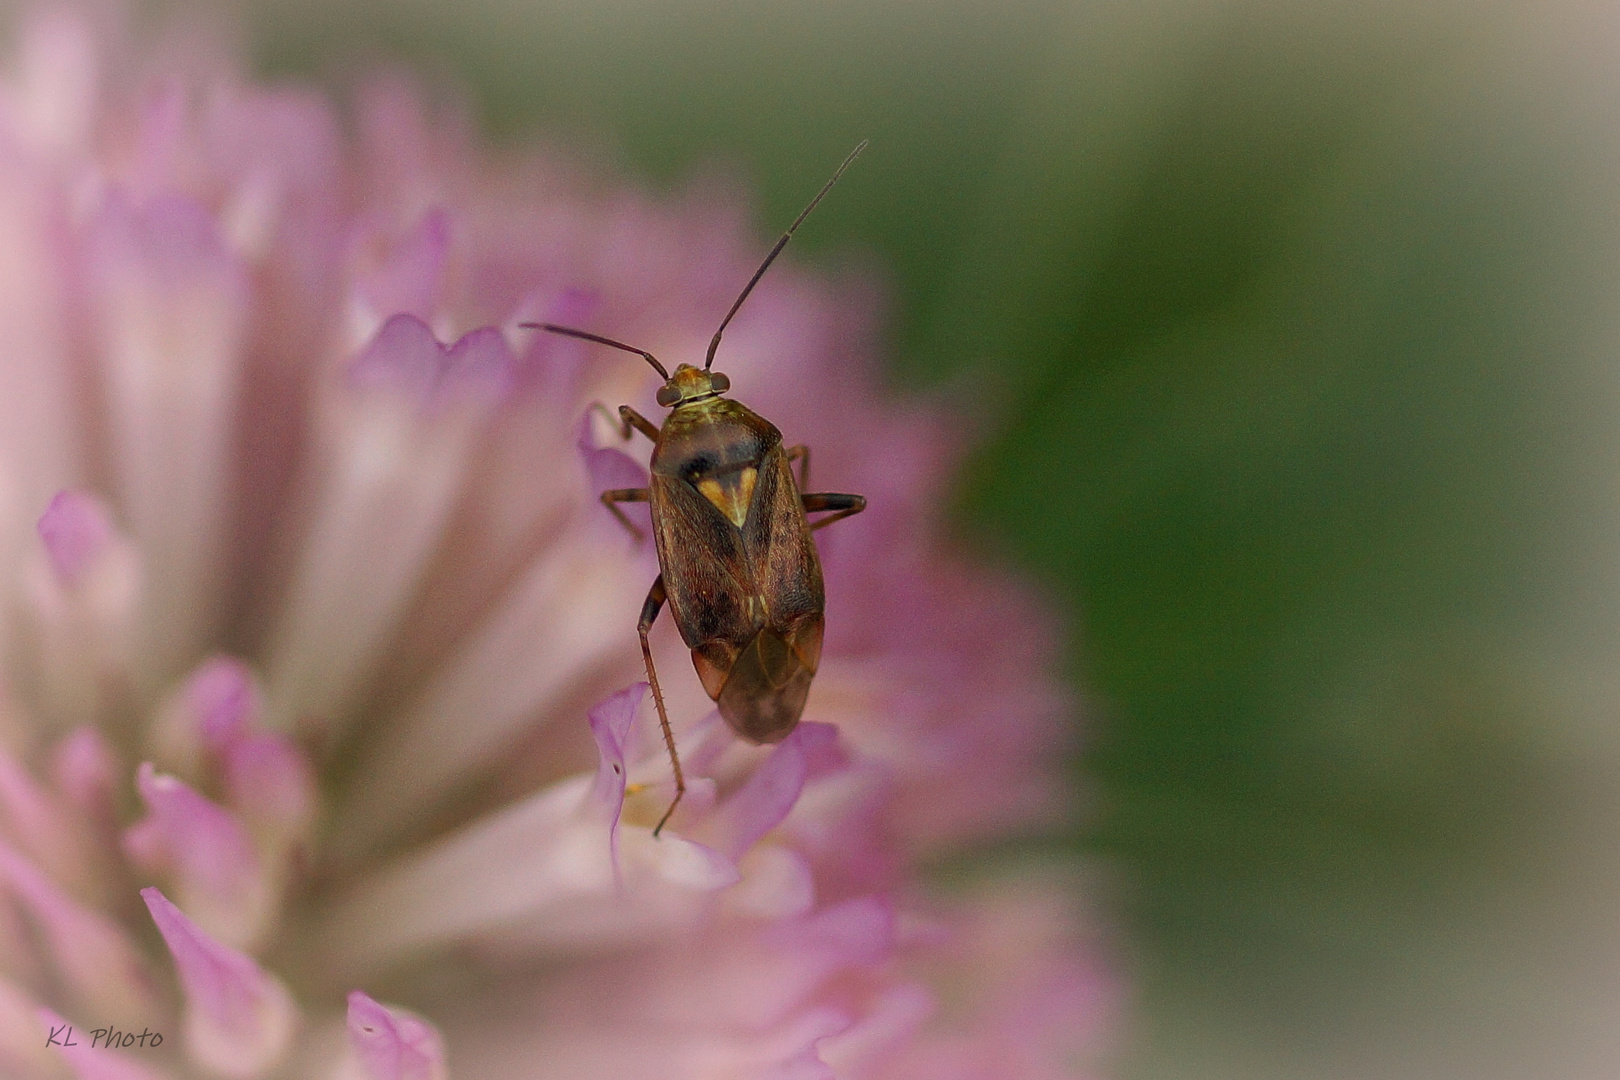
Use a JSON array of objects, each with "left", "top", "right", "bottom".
[{"left": 138, "top": 0, "right": 1620, "bottom": 1075}]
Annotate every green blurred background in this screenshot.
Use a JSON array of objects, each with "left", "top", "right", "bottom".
[{"left": 170, "top": 0, "right": 1620, "bottom": 1074}]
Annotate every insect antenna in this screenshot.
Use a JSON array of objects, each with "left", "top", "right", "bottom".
[
  {"left": 522, "top": 322, "right": 671, "bottom": 380},
  {"left": 704, "top": 139, "right": 868, "bottom": 370}
]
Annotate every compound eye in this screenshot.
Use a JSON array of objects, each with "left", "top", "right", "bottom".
[
  {"left": 709, "top": 372, "right": 730, "bottom": 393},
  {"left": 656, "top": 384, "right": 681, "bottom": 407}
]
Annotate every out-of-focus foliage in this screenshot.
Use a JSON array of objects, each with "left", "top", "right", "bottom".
[{"left": 135, "top": 0, "right": 1620, "bottom": 1075}]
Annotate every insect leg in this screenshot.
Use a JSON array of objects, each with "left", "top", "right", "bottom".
[
  {"left": 619, "top": 405, "right": 661, "bottom": 443},
  {"left": 601, "top": 488, "right": 650, "bottom": 541},
  {"left": 637, "top": 575, "right": 686, "bottom": 837},
  {"left": 802, "top": 492, "right": 866, "bottom": 532},
  {"left": 588, "top": 402, "right": 661, "bottom": 443},
  {"left": 785, "top": 444, "right": 811, "bottom": 490}
]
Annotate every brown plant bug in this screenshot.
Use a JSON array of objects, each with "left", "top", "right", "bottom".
[{"left": 524, "top": 142, "right": 868, "bottom": 835}]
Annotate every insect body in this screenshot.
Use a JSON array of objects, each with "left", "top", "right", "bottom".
[{"left": 528, "top": 143, "right": 868, "bottom": 834}]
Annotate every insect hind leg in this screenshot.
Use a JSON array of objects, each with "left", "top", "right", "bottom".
[
  {"left": 637, "top": 575, "right": 686, "bottom": 836},
  {"left": 785, "top": 444, "right": 811, "bottom": 490},
  {"left": 802, "top": 491, "right": 865, "bottom": 532}
]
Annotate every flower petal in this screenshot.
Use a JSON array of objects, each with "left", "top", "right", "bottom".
[
  {"left": 437, "top": 325, "right": 515, "bottom": 409},
  {"left": 50, "top": 726, "right": 119, "bottom": 826},
  {"left": 345, "top": 991, "right": 447, "bottom": 1080},
  {"left": 0, "top": 129, "right": 82, "bottom": 551},
  {"left": 20, "top": 490, "right": 138, "bottom": 731},
  {"left": 187, "top": 656, "right": 260, "bottom": 752},
  {"left": 752, "top": 1006, "right": 849, "bottom": 1080},
  {"left": 816, "top": 983, "right": 934, "bottom": 1076},
  {"left": 320, "top": 768, "right": 738, "bottom": 974},
  {"left": 511, "top": 287, "right": 598, "bottom": 391},
  {"left": 5, "top": 9, "right": 97, "bottom": 155},
  {"left": 127, "top": 764, "right": 272, "bottom": 950},
  {"left": 345, "top": 311, "right": 442, "bottom": 402},
  {"left": 351, "top": 209, "right": 450, "bottom": 337},
  {"left": 141, "top": 888, "right": 297, "bottom": 1079},
  {"left": 317, "top": 776, "right": 603, "bottom": 971},
  {"left": 148, "top": 656, "right": 260, "bottom": 779},
  {"left": 37, "top": 490, "right": 113, "bottom": 586},
  {"left": 264, "top": 316, "right": 505, "bottom": 735},
  {"left": 618, "top": 828, "right": 740, "bottom": 891},
  {"left": 0, "top": 842, "right": 157, "bottom": 1024},
  {"left": 0, "top": 976, "right": 56, "bottom": 1077},
  {"left": 0, "top": 743, "right": 94, "bottom": 898},
  {"left": 337, "top": 529, "right": 643, "bottom": 856},
  {"left": 588, "top": 682, "right": 644, "bottom": 878},
  {"left": 703, "top": 723, "right": 829, "bottom": 860},
  {"left": 89, "top": 192, "right": 246, "bottom": 687},
  {"left": 223, "top": 733, "right": 316, "bottom": 848},
  {"left": 723, "top": 843, "right": 815, "bottom": 920},
  {"left": 774, "top": 895, "right": 896, "bottom": 969}
]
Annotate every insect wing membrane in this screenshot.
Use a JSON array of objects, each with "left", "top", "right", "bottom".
[
  {"left": 728, "top": 442, "right": 828, "bottom": 740},
  {"left": 716, "top": 622, "right": 817, "bottom": 742},
  {"left": 745, "top": 447, "right": 825, "bottom": 641}
]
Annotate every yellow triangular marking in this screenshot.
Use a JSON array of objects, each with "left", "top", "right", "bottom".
[{"left": 697, "top": 467, "right": 757, "bottom": 527}]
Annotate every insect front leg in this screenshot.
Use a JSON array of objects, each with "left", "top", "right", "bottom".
[
  {"left": 802, "top": 491, "right": 866, "bottom": 532},
  {"left": 785, "top": 444, "right": 811, "bottom": 490},
  {"left": 589, "top": 401, "right": 661, "bottom": 444},
  {"left": 637, "top": 575, "right": 686, "bottom": 837},
  {"left": 600, "top": 488, "right": 651, "bottom": 542}
]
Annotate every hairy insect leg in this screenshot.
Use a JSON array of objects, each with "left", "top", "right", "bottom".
[
  {"left": 588, "top": 401, "right": 661, "bottom": 443},
  {"left": 637, "top": 575, "right": 686, "bottom": 837},
  {"left": 600, "top": 488, "right": 650, "bottom": 542},
  {"left": 802, "top": 491, "right": 866, "bottom": 531},
  {"left": 785, "top": 444, "right": 811, "bottom": 490}
]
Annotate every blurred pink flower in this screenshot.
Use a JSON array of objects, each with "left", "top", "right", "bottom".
[{"left": 0, "top": 8, "right": 1113, "bottom": 1079}]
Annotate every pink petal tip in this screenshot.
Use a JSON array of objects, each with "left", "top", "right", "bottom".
[
  {"left": 346, "top": 990, "right": 447, "bottom": 1080},
  {"left": 347, "top": 314, "right": 513, "bottom": 409},
  {"left": 51, "top": 727, "right": 119, "bottom": 817},
  {"left": 347, "top": 312, "right": 440, "bottom": 399},
  {"left": 708, "top": 722, "right": 815, "bottom": 860},
  {"left": 438, "top": 325, "right": 514, "bottom": 404},
  {"left": 355, "top": 208, "right": 449, "bottom": 323},
  {"left": 36, "top": 491, "right": 114, "bottom": 585},
  {"left": 224, "top": 733, "right": 316, "bottom": 834},
  {"left": 181, "top": 657, "right": 261, "bottom": 752},
  {"left": 141, "top": 887, "right": 295, "bottom": 1078},
  {"left": 589, "top": 683, "right": 646, "bottom": 880},
  {"left": 129, "top": 764, "right": 268, "bottom": 949}
]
